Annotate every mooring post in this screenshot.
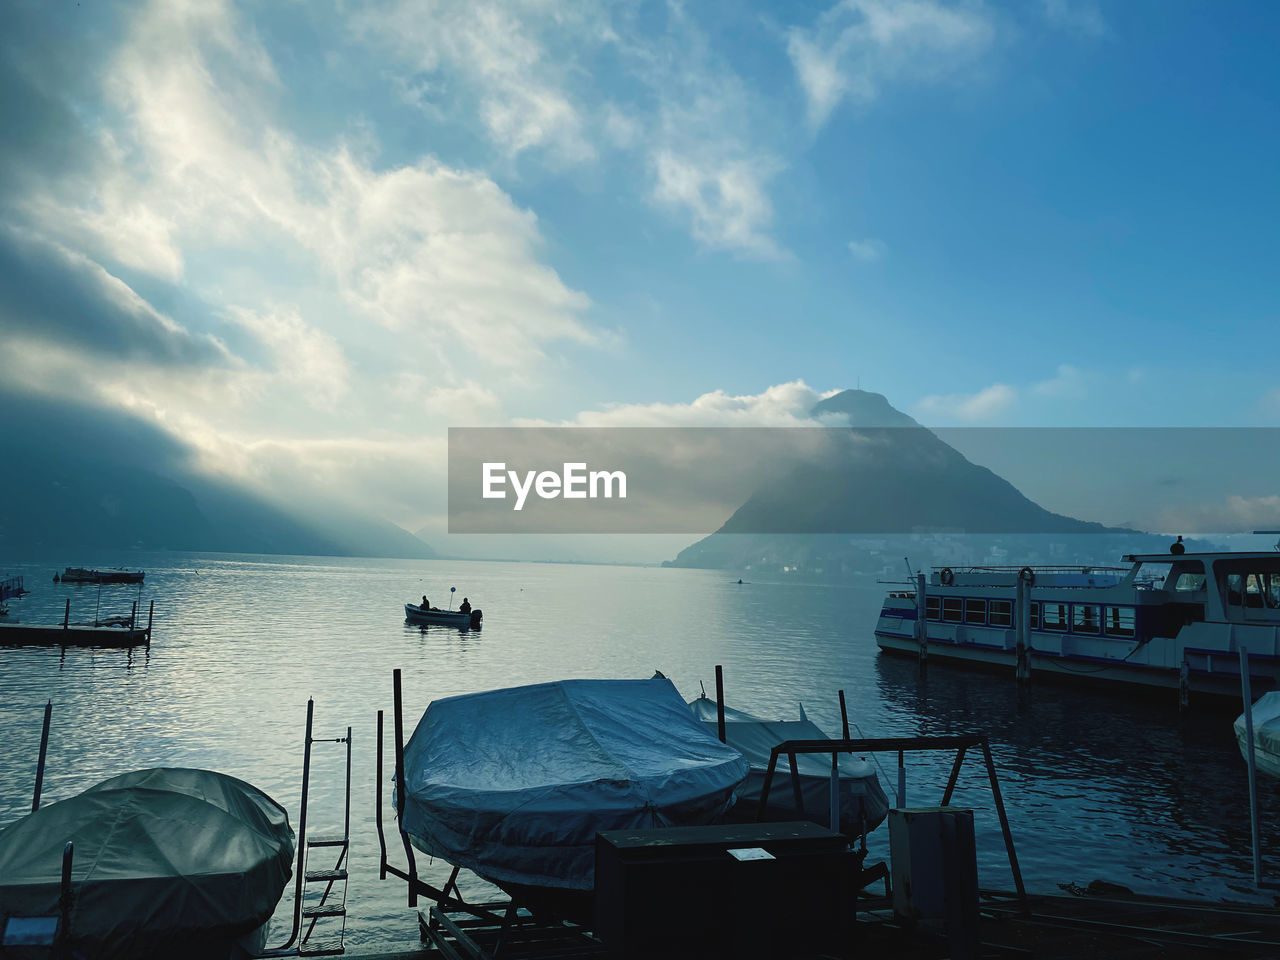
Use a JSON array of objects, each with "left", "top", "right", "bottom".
[
  {"left": 838, "top": 689, "right": 850, "bottom": 740},
  {"left": 1240, "top": 647, "right": 1263, "bottom": 887},
  {"left": 376, "top": 710, "right": 387, "bottom": 879},
  {"left": 1015, "top": 577, "right": 1030, "bottom": 684},
  {"left": 393, "top": 668, "right": 419, "bottom": 907},
  {"left": 715, "top": 664, "right": 726, "bottom": 744},
  {"left": 916, "top": 572, "right": 928, "bottom": 666},
  {"left": 63, "top": 598, "right": 70, "bottom": 630},
  {"left": 146, "top": 600, "right": 154, "bottom": 644},
  {"left": 33, "top": 699, "right": 52, "bottom": 813}
]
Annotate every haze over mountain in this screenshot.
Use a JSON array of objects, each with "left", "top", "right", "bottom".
[
  {"left": 668, "top": 389, "right": 1135, "bottom": 571},
  {"left": 0, "top": 389, "right": 435, "bottom": 560}
]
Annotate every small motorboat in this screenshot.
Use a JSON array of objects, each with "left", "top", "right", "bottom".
[
  {"left": 404, "top": 602, "right": 482, "bottom": 628},
  {"left": 689, "top": 694, "right": 890, "bottom": 835},
  {"left": 57, "top": 567, "right": 145, "bottom": 584},
  {"left": 0, "top": 767, "right": 294, "bottom": 960},
  {"left": 1235, "top": 691, "right": 1280, "bottom": 778},
  {"left": 397, "top": 678, "right": 749, "bottom": 909}
]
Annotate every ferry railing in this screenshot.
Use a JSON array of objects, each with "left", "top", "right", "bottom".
[{"left": 755, "top": 733, "right": 1030, "bottom": 917}]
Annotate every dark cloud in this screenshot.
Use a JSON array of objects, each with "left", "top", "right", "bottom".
[{"left": 0, "top": 228, "right": 236, "bottom": 367}]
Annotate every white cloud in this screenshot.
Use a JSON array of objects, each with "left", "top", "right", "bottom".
[
  {"left": 787, "top": 0, "right": 996, "bottom": 129},
  {"left": 1147, "top": 495, "right": 1280, "bottom": 535},
  {"left": 1032, "top": 363, "right": 1086, "bottom": 398},
  {"left": 916, "top": 383, "right": 1016, "bottom": 422},
  {"left": 652, "top": 151, "right": 783, "bottom": 260},
  {"left": 847, "top": 237, "right": 887, "bottom": 261},
  {"left": 229, "top": 306, "right": 350, "bottom": 412},
  {"left": 527, "top": 380, "right": 838, "bottom": 427},
  {"left": 1039, "top": 0, "right": 1107, "bottom": 38}
]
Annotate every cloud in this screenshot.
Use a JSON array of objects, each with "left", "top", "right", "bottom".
[
  {"left": 916, "top": 383, "right": 1016, "bottom": 422},
  {"left": 1039, "top": 0, "right": 1107, "bottom": 38},
  {"left": 847, "top": 237, "right": 887, "bottom": 262},
  {"left": 526, "top": 380, "right": 838, "bottom": 427},
  {"left": 652, "top": 151, "right": 783, "bottom": 260},
  {"left": 1147, "top": 495, "right": 1280, "bottom": 535},
  {"left": 229, "top": 307, "right": 349, "bottom": 412},
  {"left": 1032, "top": 363, "right": 1086, "bottom": 398},
  {"left": 0, "top": 227, "right": 233, "bottom": 368},
  {"left": 787, "top": 0, "right": 996, "bottom": 129}
]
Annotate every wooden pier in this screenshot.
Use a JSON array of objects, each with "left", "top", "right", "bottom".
[{"left": 0, "top": 599, "right": 152, "bottom": 647}]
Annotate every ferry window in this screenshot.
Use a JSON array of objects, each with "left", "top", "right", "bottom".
[
  {"left": 943, "top": 598, "right": 963, "bottom": 623},
  {"left": 1270, "top": 574, "right": 1280, "bottom": 609},
  {"left": 1072, "top": 604, "right": 1100, "bottom": 634},
  {"left": 965, "top": 599, "right": 987, "bottom": 624},
  {"left": 926, "top": 596, "right": 940, "bottom": 620},
  {"left": 1174, "top": 573, "right": 1206, "bottom": 592},
  {"left": 989, "top": 599, "right": 1012, "bottom": 627},
  {"left": 1042, "top": 603, "right": 1069, "bottom": 631},
  {"left": 1029, "top": 602, "right": 1039, "bottom": 629},
  {"left": 1226, "top": 573, "right": 1245, "bottom": 606},
  {"left": 1106, "top": 607, "right": 1136, "bottom": 637}
]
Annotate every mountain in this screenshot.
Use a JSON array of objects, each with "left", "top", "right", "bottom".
[
  {"left": 0, "top": 388, "right": 435, "bottom": 559},
  {"left": 667, "top": 389, "right": 1137, "bottom": 573}
]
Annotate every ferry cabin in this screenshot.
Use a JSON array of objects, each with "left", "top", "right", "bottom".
[{"left": 875, "top": 552, "right": 1280, "bottom": 702}]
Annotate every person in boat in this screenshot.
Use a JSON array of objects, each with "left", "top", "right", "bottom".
[
  {"left": 1171, "top": 535, "right": 1185, "bottom": 556},
  {"left": 421, "top": 595, "right": 431, "bottom": 611},
  {"left": 459, "top": 597, "right": 471, "bottom": 614}
]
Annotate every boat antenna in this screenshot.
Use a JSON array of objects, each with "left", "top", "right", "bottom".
[
  {"left": 448, "top": 586, "right": 456, "bottom": 610},
  {"left": 903, "top": 557, "right": 914, "bottom": 581}
]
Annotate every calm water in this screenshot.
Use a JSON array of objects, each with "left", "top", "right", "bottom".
[{"left": 1, "top": 552, "right": 1276, "bottom": 950}]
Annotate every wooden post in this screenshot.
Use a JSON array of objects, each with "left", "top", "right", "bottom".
[
  {"left": 916, "top": 573, "right": 928, "bottom": 666},
  {"left": 715, "top": 664, "right": 726, "bottom": 744},
  {"left": 1016, "top": 577, "right": 1031, "bottom": 684},
  {"left": 1240, "top": 647, "right": 1263, "bottom": 886},
  {"left": 838, "top": 689, "right": 850, "bottom": 740},
  {"left": 147, "top": 600, "right": 154, "bottom": 637},
  {"left": 33, "top": 699, "right": 52, "bottom": 812},
  {"left": 63, "top": 598, "right": 70, "bottom": 629}
]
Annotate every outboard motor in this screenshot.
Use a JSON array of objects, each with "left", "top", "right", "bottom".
[{"left": 469, "top": 608, "right": 483, "bottom": 627}]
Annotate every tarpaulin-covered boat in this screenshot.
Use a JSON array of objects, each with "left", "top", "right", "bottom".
[
  {"left": 1236, "top": 691, "right": 1280, "bottom": 779},
  {"left": 689, "top": 695, "right": 890, "bottom": 835},
  {"left": 398, "top": 678, "right": 749, "bottom": 897},
  {"left": 0, "top": 767, "right": 294, "bottom": 960}
]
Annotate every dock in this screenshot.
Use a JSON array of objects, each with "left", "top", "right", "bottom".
[{"left": 0, "top": 599, "right": 153, "bottom": 647}]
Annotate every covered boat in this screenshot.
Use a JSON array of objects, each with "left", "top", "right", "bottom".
[
  {"left": 1236, "top": 691, "right": 1280, "bottom": 779},
  {"left": 689, "top": 695, "right": 890, "bottom": 835},
  {"left": 57, "top": 567, "right": 145, "bottom": 584},
  {"left": 0, "top": 767, "right": 294, "bottom": 960},
  {"left": 398, "top": 678, "right": 749, "bottom": 896},
  {"left": 404, "top": 602, "right": 482, "bottom": 628}
]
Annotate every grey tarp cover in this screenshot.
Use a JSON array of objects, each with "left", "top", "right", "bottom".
[
  {"left": 689, "top": 695, "right": 890, "bottom": 833},
  {"left": 1236, "top": 691, "right": 1280, "bottom": 779},
  {"left": 0, "top": 767, "right": 294, "bottom": 960},
  {"left": 399, "top": 678, "right": 750, "bottom": 890}
]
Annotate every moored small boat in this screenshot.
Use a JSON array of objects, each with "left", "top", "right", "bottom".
[
  {"left": 404, "top": 602, "right": 482, "bottom": 628},
  {"left": 396, "top": 678, "right": 749, "bottom": 909},
  {"left": 1235, "top": 691, "right": 1280, "bottom": 779},
  {"left": 0, "top": 767, "right": 294, "bottom": 960},
  {"left": 688, "top": 694, "right": 890, "bottom": 835},
  {"left": 57, "top": 567, "right": 145, "bottom": 585}
]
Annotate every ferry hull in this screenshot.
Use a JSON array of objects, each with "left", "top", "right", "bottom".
[{"left": 874, "top": 631, "right": 1280, "bottom": 702}]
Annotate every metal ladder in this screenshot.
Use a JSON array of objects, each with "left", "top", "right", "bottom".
[{"left": 269, "top": 699, "right": 352, "bottom": 958}]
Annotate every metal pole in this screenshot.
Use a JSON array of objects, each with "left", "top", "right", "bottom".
[
  {"left": 916, "top": 573, "right": 928, "bottom": 666},
  {"left": 393, "top": 668, "right": 419, "bottom": 907},
  {"left": 377, "top": 710, "right": 387, "bottom": 879},
  {"left": 715, "top": 664, "right": 726, "bottom": 744},
  {"left": 277, "top": 699, "right": 313, "bottom": 951},
  {"left": 33, "top": 699, "right": 52, "bottom": 812},
  {"left": 147, "top": 599, "right": 154, "bottom": 634},
  {"left": 829, "top": 753, "right": 840, "bottom": 832},
  {"left": 980, "top": 738, "right": 1028, "bottom": 915},
  {"left": 1015, "top": 577, "right": 1029, "bottom": 683},
  {"left": 344, "top": 725, "right": 353, "bottom": 844},
  {"left": 941, "top": 744, "right": 968, "bottom": 806},
  {"left": 838, "top": 690, "right": 850, "bottom": 740},
  {"left": 1240, "top": 646, "right": 1263, "bottom": 887},
  {"left": 757, "top": 748, "right": 780, "bottom": 816},
  {"left": 897, "top": 750, "right": 906, "bottom": 808},
  {"left": 63, "top": 598, "right": 70, "bottom": 629},
  {"left": 788, "top": 751, "right": 805, "bottom": 815}
]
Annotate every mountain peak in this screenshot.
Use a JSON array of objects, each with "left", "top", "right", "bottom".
[{"left": 811, "top": 389, "right": 920, "bottom": 428}]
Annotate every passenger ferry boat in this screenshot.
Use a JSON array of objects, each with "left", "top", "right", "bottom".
[{"left": 876, "top": 547, "right": 1280, "bottom": 702}]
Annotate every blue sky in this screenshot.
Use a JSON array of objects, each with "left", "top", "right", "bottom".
[{"left": 1, "top": 0, "right": 1278, "bottom": 541}]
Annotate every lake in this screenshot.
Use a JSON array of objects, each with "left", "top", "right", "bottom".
[{"left": 0, "top": 552, "right": 1275, "bottom": 951}]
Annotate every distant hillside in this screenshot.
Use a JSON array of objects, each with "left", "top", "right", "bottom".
[
  {"left": 0, "top": 388, "right": 435, "bottom": 559},
  {"left": 668, "top": 389, "right": 1130, "bottom": 572}
]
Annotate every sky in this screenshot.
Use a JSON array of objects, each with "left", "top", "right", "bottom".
[{"left": 1, "top": 0, "right": 1278, "bottom": 554}]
